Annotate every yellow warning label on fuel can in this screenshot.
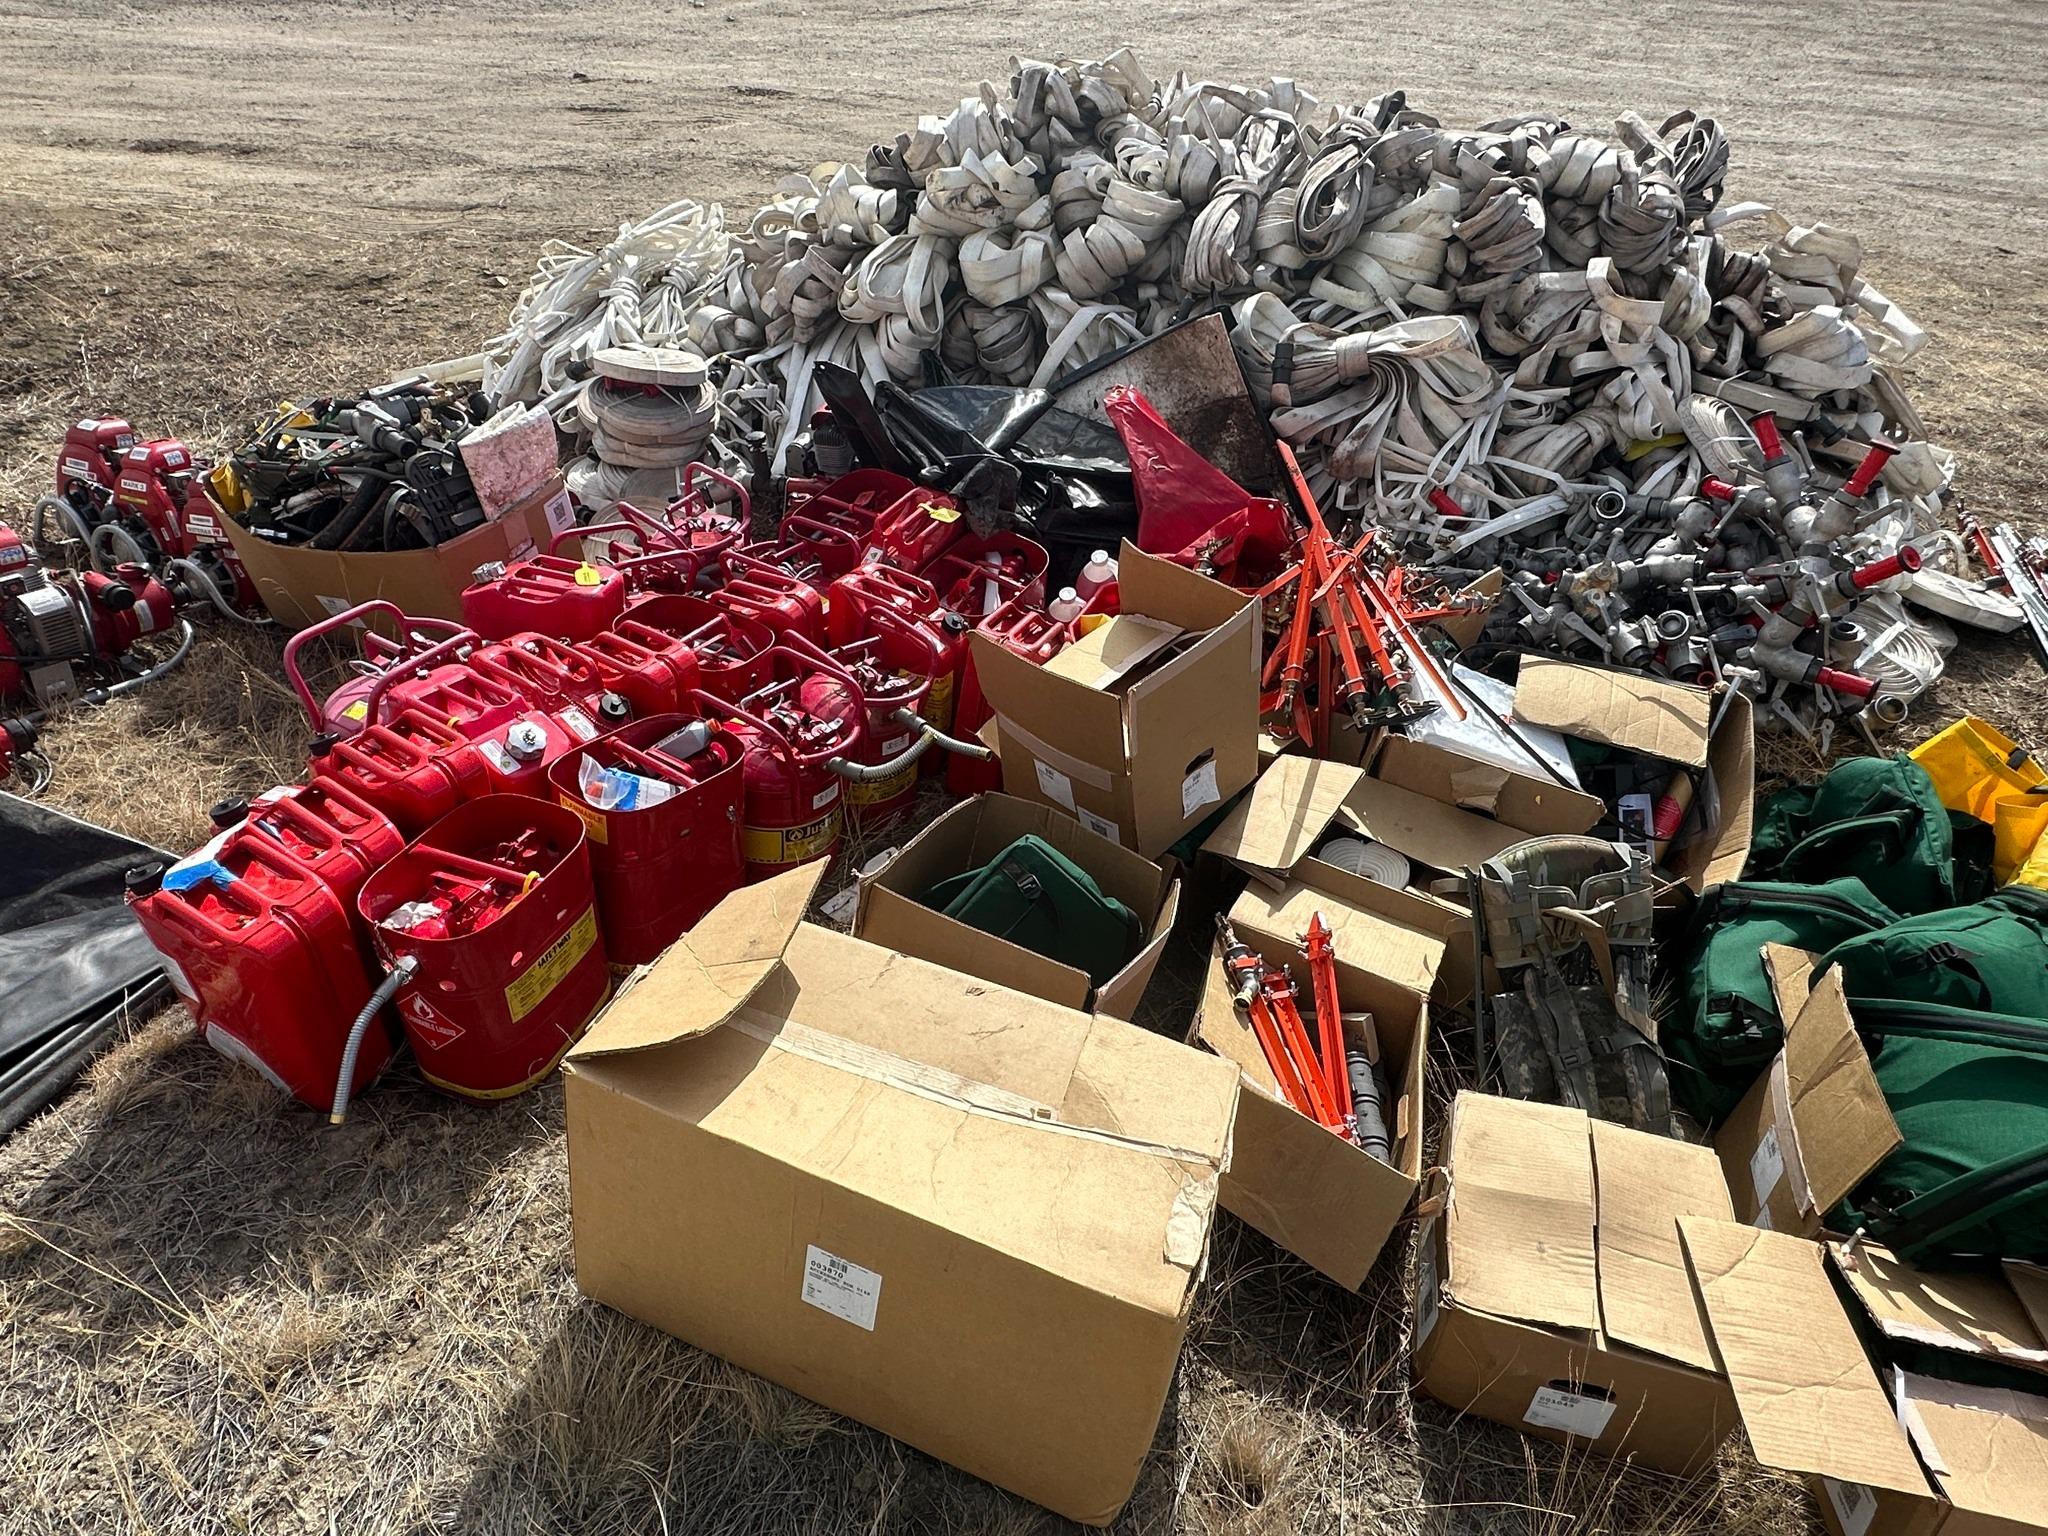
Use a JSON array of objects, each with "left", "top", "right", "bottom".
[
  {"left": 558, "top": 792, "right": 608, "bottom": 845},
  {"left": 504, "top": 907, "right": 599, "bottom": 1024},
  {"left": 846, "top": 764, "right": 917, "bottom": 808},
  {"left": 742, "top": 807, "right": 842, "bottom": 867}
]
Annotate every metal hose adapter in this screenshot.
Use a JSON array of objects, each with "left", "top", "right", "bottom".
[{"left": 330, "top": 955, "right": 417, "bottom": 1126}]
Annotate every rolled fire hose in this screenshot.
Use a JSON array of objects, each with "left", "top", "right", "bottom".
[{"left": 330, "top": 955, "right": 419, "bottom": 1127}]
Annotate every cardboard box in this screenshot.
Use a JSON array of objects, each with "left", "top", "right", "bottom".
[
  {"left": 1711, "top": 946, "right": 1901, "bottom": 1238},
  {"left": 1510, "top": 657, "right": 1756, "bottom": 892},
  {"left": 1202, "top": 754, "right": 1507, "bottom": 1004},
  {"left": 851, "top": 793, "right": 1179, "bottom": 1019},
  {"left": 1190, "top": 843, "right": 1442, "bottom": 1289},
  {"left": 1413, "top": 1093, "right": 1739, "bottom": 1476},
  {"left": 216, "top": 470, "right": 573, "bottom": 630},
  {"left": 563, "top": 865, "right": 1238, "bottom": 1527},
  {"left": 973, "top": 541, "right": 1260, "bottom": 857},
  {"left": 1683, "top": 1219, "right": 2048, "bottom": 1536}
]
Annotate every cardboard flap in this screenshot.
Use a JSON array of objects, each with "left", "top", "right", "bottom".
[
  {"left": 1115, "top": 540, "right": 1257, "bottom": 631},
  {"left": 1201, "top": 756, "right": 1363, "bottom": 873},
  {"left": 1590, "top": 1120, "right": 1733, "bottom": 1372},
  {"left": 1830, "top": 1242, "right": 2048, "bottom": 1375},
  {"left": 970, "top": 630, "right": 1127, "bottom": 761},
  {"left": 1227, "top": 880, "right": 1444, "bottom": 1006},
  {"left": 1043, "top": 614, "right": 1183, "bottom": 690},
  {"left": 1679, "top": 1218, "right": 1930, "bottom": 1497},
  {"left": 1780, "top": 969, "right": 1902, "bottom": 1213},
  {"left": 1337, "top": 774, "right": 1526, "bottom": 874},
  {"left": 1444, "top": 1093, "right": 1598, "bottom": 1333},
  {"left": 568, "top": 863, "right": 823, "bottom": 1059},
  {"left": 1896, "top": 1372, "right": 2048, "bottom": 1525},
  {"left": 1372, "top": 734, "right": 1604, "bottom": 836},
  {"left": 2011, "top": 1262, "right": 2048, "bottom": 1345},
  {"left": 1513, "top": 657, "right": 1712, "bottom": 769}
]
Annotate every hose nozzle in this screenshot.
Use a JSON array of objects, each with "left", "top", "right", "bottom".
[
  {"left": 1847, "top": 544, "right": 1923, "bottom": 591},
  {"left": 1842, "top": 438, "right": 1897, "bottom": 499}
]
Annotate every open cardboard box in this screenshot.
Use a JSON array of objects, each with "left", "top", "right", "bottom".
[
  {"left": 851, "top": 792, "right": 1179, "bottom": 1020},
  {"left": 562, "top": 865, "right": 1238, "bottom": 1527},
  {"left": 1710, "top": 945, "right": 1902, "bottom": 1238},
  {"left": 214, "top": 469, "right": 573, "bottom": 630},
  {"left": 1367, "top": 657, "right": 1754, "bottom": 902},
  {"left": 1202, "top": 753, "right": 1515, "bottom": 1005},
  {"left": 973, "top": 541, "right": 1260, "bottom": 857},
  {"left": 1412, "top": 1092, "right": 1740, "bottom": 1476},
  {"left": 1189, "top": 854, "right": 1441, "bottom": 1289},
  {"left": 1683, "top": 1219, "right": 2048, "bottom": 1536}
]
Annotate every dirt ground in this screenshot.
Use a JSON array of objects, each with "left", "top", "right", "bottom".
[{"left": 3, "top": 2, "right": 2047, "bottom": 1532}]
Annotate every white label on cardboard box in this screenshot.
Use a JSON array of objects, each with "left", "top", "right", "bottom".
[
  {"left": 801, "top": 1244, "right": 881, "bottom": 1331},
  {"left": 543, "top": 489, "right": 575, "bottom": 538},
  {"left": 1181, "top": 758, "right": 1220, "bottom": 818},
  {"left": 1821, "top": 1478, "right": 1878, "bottom": 1536},
  {"left": 1034, "top": 759, "right": 1076, "bottom": 811},
  {"left": 1075, "top": 807, "right": 1121, "bottom": 845},
  {"left": 1523, "top": 1384, "right": 1618, "bottom": 1439},
  {"left": 316, "top": 594, "right": 358, "bottom": 621},
  {"left": 1750, "top": 1124, "right": 1787, "bottom": 1206}
]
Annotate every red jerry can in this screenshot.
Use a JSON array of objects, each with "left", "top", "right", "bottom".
[
  {"left": 461, "top": 555, "right": 627, "bottom": 642},
  {"left": 358, "top": 798, "right": 610, "bottom": 1100},
  {"left": 308, "top": 708, "right": 488, "bottom": 837},
  {"left": 862, "top": 489, "right": 967, "bottom": 572},
  {"left": 127, "top": 834, "right": 389, "bottom": 1111},
  {"left": 468, "top": 633, "right": 608, "bottom": 718},
  {"left": 226, "top": 781, "right": 405, "bottom": 917},
  {"left": 949, "top": 598, "right": 1069, "bottom": 797},
  {"left": 783, "top": 467, "right": 914, "bottom": 544},
  {"left": 575, "top": 626, "right": 701, "bottom": 718},
  {"left": 713, "top": 552, "right": 828, "bottom": 642},
  {"left": 620, "top": 592, "right": 773, "bottom": 701},
  {"left": 547, "top": 714, "right": 746, "bottom": 964}
]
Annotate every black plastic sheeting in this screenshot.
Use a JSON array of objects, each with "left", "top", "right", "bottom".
[{"left": 0, "top": 792, "right": 170, "bottom": 1136}]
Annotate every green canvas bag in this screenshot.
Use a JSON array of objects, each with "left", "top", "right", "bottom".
[
  {"left": 1821, "top": 886, "right": 2048, "bottom": 1021},
  {"left": 1745, "top": 754, "right": 1993, "bottom": 915},
  {"left": 1662, "top": 877, "right": 1899, "bottom": 1125},
  {"left": 919, "top": 834, "right": 1142, "bottom": 989},
  {"left": 1829, "top": 1001, "right": 2048, "bottom": 1265}
]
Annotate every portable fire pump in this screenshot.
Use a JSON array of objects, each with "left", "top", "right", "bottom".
[
  {"left": 33, "top": 415, "right": 262, "bottom": 619},
  {"left": 0, "top": 524, "right": 198, "bottom": 784}
]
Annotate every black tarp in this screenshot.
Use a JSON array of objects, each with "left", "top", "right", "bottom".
[{"left": 0, "top": 792, "right": 169, "bottom": 1135}]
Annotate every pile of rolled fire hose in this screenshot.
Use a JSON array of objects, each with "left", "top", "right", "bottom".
[{"left": 471, "top": 52, "right": 2002, "bottom": 738}]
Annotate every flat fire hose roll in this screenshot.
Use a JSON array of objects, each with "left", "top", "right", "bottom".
[{"left": 1317, "top": 838, "right": 1413, "bottom": 889}]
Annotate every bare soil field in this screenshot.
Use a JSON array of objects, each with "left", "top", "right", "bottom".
[{"left": 2, "top": 3, "right": 2046, "bottom": 1531}]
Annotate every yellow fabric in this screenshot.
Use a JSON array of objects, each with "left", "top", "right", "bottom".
[{"left": 1910, "top": 716, "right": 2048, "bottom": 884}]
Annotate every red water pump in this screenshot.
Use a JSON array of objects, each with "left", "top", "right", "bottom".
[
  {"left": 0, "top": 524, "right": 196, "bottom": 719},
  {"left": 35, "top": 415, "right": 261, "bottom": 617}
]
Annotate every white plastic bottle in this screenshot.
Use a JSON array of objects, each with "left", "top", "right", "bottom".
[
  {"left": 1048, "top": 585, "right": 1084, "bottom": 623},
  {"left": 1074, "top": 549, "right": 1117, "bottom": 601}
]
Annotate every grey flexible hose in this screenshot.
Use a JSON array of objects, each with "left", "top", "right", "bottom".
[
  {"left": 330, "top": 955, "right": 417, "bottom": 1126},
  {"left": 81, "top": 620, "right": 195, "bottom": 704},
  {"left": 164, "top": 556, "right": 272, "bottom": 624}
]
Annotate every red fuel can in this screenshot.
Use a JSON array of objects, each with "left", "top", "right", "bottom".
[
  {"left": 949, "top": 598, "right": 1068, "bottom": 797},
  {"left": 308, "top": 708, "right": 489, "bottom": 836},
  {"left": 469, "top": 633, "right": 607, "bottom": 718},
  {"left": 547, "top": 713, "right": 746, "bottom": 964},
  {"left": 128, "top": 834, "right": 389, "bottom": 1111},
  {"left": 461, "top": 555, "right": 626, "bottom": 642},
  {"left": 862, "top": 490, "right": 967, "bottom": 572},
  {"left": 235, "top": 781, "right": 404, "bottom": 916},
  {"left": 928, "top": 531, "right": 1051, "bottom": 616},
  {"left": 358, "top": 797, "right": 610, "bottom": 1100},
  {"left": 621, "top": 592, "right": 772, "bottom": 701},
  {"left": 696, "top": 648, "right": 862, "bottom": 880},
  {"left": 783, "top": 468, "right": 915, "bottom": 544},
  {"left": 575, "top": 626, "right": 701, "bottom": 718},
  {"left": 713, "top": 552, "right": 828, "bottom": 642}
]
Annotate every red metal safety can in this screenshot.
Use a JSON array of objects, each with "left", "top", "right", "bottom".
[
  {"left": 460, "top": 555, "right": 626, "bottom": 642},
  {"left": 782, "top": 467, "right": 916, "bottom": 543},
  {"left": 695, "top": 648, "right": 862, "bottom": 881},
  {"left": 308, "top": 708, "right": 489, "bottom": 837},
  {"left": 468, "top": 633, "right": 608, "bottom": 718},
  {"left": 949, "top": 597, "right": 1068, "bottom": 797},
  {"left": 547, "top": 713, "right": 747, "bottom": 964},
  {"left": 714, "top": 552, "right": 829, "bottom": 642},
  {"left": 358, "top": 797, "right": 610, "bottom": 1101},
  {"left": 928, "top": 531, "right": 1051, "bottom": 616},
  {"left": 128, "top": 834, "right": 388, "bottom": 1111}
]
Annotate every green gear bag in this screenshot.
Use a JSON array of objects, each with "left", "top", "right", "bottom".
[
  {"left": 1662, "top": 877, "right": 1899, "bottom": 1126},
  {"left": 1745, "top": 754, "right": 1994, "bottom": 915},
  {"left": 918, "top": 834, "right": 1142, "bottom": 990},
  {"left": 1827, "top": 1002, "right": 2048, "bottom": 1264},
  {"left": 1821, "top": 886, "right": 2048, "bottom": 1019}
]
